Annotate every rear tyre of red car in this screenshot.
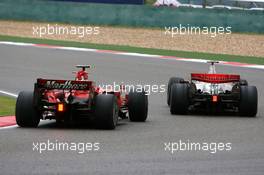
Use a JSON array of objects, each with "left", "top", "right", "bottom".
[
  {"left": 128, "top": 91, "right": 148, "bottom": 122},
  {"left": 95, "top": 94, "right": 118, "bottom": 129},
  {"left": 170, "top": 83, "right": 189, "bottom": 115},
  {"left": 167, "top": 77, "right": 184, "bottom": 106},
  {"left": 16, "top": 91, "right": 40, "bottom": 127},
  {"left": 239, "top": 86, "right": 258, "bottom": 117}
]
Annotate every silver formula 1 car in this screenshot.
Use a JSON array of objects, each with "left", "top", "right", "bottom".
[{"left": 167, "top": 61, "right": 258, "bottom": 116}]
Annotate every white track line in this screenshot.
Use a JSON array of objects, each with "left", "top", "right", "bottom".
[
  {"left": 0, "top": 90, "right": 18, "bottom": 98},
  {"left": 0, "top": 41, "right": 264, "bottom": 70},
  {"left": 0, "top": 125, "right": 18, "bottom": 130}
]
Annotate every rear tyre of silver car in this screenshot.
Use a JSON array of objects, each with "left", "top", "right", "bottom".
[
  {"left": 170, "top": 83, "right": 189, "bottom": 115},
  {"left": 239, "top": 86, "right": 258, "bottom": 117},
  {"left": 167, "top": 77, "right": 184, "bottom": 106}
]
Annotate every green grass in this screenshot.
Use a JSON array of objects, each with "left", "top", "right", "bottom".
[
  {"left": 145, "top": 0, "right": 156, "bottom": 5},
  {"left": 0, "top": 96, "right": 16, "bottom": 116},
  {"left": 0, "top": 35, "right": 264, "bottom": 65}
]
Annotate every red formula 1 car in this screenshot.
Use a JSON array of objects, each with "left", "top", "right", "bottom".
[
  {"left": 167, "top": 61, "right": 258, "bottom": 116},
  {"left": 15, "top": 65, "right": 148, "bottom": 129}
]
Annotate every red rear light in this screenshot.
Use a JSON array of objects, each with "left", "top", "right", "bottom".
[
  {"left": 212, "top": 95, "right": 218, "bottom": 103},
  {"left": 57, "top": 103, "right": 65, "bottom": 112}
]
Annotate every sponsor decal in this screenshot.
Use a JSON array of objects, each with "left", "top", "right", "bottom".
[
  {"left": 191, "top": 74, "right": 240, "bottom": 83},
  {"left": 45, "top": 80, "right": 88, "bottom": 90}
]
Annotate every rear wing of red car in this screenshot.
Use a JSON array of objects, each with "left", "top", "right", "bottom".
[
  {"left": 191, "top": 73, "right": 240, "bottom": 83},
  {"left": 36, "top": 78, "right": 94, "bottom": 90}
]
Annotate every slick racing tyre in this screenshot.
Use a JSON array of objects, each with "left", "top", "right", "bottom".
[
  {"left": 95, "top": 94, "right": 118, "bottom": 129},
  {"left": 170, "top": 83, "right": 189, "bottom": 115},
  {"left": 239, "top": 86, "right": 258, "bottom": 117},
  {"left": 167, "top": 77, "right": 184, "bottom": 106},
  {"left": 16, "top": 91, "right": 40, "bottom": 127},
  {"left": 128, "top": 91, "right": 148, "bottom": 122}
]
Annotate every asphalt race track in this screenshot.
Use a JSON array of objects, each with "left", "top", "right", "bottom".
[{"left": 0, "top": 45, "right": 264, "bottom": 175}]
